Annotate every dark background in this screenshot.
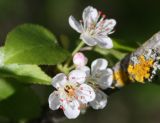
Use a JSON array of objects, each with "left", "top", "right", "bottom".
[{"left": 0, "top": 0, "right": 160, "bottom": 123}]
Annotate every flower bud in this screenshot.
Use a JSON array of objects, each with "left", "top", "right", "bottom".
[{"left": 73, "top": 52, "right": 88, "bottom": 67}]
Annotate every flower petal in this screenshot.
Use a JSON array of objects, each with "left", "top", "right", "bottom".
[
  {"left": 52, "top": 73, "right": 67, "bottom": 89},
  {"left": 69, "top": 16, "right": 83, "bottom": 33},
  {"left": 96, "top": 37, "right": 113, "bottom": 49},
  {"left": 103, "top": 19, "right": 116, "bottom": 34},
  {"left": 63, "top": 100, "right": 80, "bottom": 119},
  {"left": 48, "top": 91, "right": 60, "bottom": 110},
  {"left": 96, "top": 69, "right": 113, "bottom": 89},
  {"left": 91, "top": 58, "right": 108, "bottom": 75},
  {"left": 77, "top": 66, "right": 90, "bottom": 78},
  {"left": 69, "top": 70, "right": 86, "bottom": 84},
  {"left": 82, "top": 6, "right": 98, "bottom": 29},
  {"left": 89, "top": 90, "right": 107, "bottom": 110},
  {"left": 80, "top": 33, "right": 97, "bottom": 46},
  {"left": 76, "top": 84, "right": 95, "bottom": 103}
]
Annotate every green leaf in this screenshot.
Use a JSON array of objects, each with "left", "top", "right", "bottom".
[
  {"left": 0, "top": 87, "right": 41, "bottom": 121},
  {"left": 0, "top": 78, "right": 17, "bottom": 101},
  {"left": 4, "top": 24, "right": 70, "bottom": 65},
  {"left": 0, "top": 65, "right": 52, "bottom": 85},
  {"left": 0, "top": 47, "right": 52, "bottom": 85}
]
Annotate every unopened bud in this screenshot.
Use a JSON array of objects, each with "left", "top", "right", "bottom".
[{"left": 73, "top": 52, "right": 88, "bottom": 67}]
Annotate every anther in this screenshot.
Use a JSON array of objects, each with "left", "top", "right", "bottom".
[
  {"left": 80, "top": 20, "right": 83, "bottom": 23},
  {"left": 72, "top": 77, "right": 75, "bottom": 79},
  {"left": 102, "top": 14, "right": 106, "bottom": 19},
  {"left": 106, "top": 28, "right": 110, "bottom": 31},
  {"left": 59, "top": 106, "right": 65, "bottom": 111},
  {"left": 98, "top": 11, "right": 102, "bottom": 15},
  {"left": 81, "top": 96, "right": 84, "bottom": 99},
  {"left": 78, "top": 106, "right": 81, "bottom": 110},
  {"left": 60, "top": 99, "right": 64, "bottom": 102}
]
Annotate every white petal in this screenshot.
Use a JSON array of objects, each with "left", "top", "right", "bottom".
[
  {"left": 103, "top": 19, "right": 116, "bottom": 33},
  {"left": 96, "top": 69, "right": 113, "bottom": 89},
  {"left": 69, "top": 70, "right": 86, "bottom": 84},
  {"left": 77, "top": 66, "right": 90, "bottom": 78},
  {"left": 51, "top": 73, "right": 67, "bottom": 89},
  {"left": 69, "top": 16, "right": 83, "bottom": 33},
  {"left": 91, "top": 58, "right": 108, "bottom": 75},
  {"left": 82, "top": 6, "right": 98, "bottom": 29},
  {"left": 48, "top": 91, "right": 60, "bottom": 110},
  {"left": 96, "top": 37, "right": 113, "bottom": 49},
  {"left": 63, "top": 100, "right": 80, "bottom": 119},
  {"left": 80, "top": 33, "right": 97, "bottom": 46},
  {"left": 76, "top": 84, "right": 95, "bottom": 103},
  {"left": 89, "top": 90, "right": 107, "bottom": 110}
]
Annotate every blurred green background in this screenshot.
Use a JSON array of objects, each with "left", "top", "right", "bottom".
[{"left": 0, "top": 0, "right": 160, "bottom": 123}]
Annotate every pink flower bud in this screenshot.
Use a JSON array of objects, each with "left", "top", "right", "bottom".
[{"left": 73, "top": 52, "right": 88, "bottom": 67}]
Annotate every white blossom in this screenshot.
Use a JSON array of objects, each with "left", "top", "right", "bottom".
[
  {"left": 48, "top": 70, "right": 95, "bottom": 119},
  {"left": 73, "top": 52, "right": 88, "bottom": 67},
  {"left": 69, "top": 6, "right": 116, "bottom": 49},
  {"left": 78, "top": 58, "right": 113, "bottom": 109}
]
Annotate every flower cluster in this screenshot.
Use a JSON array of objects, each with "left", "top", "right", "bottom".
[
  {"left": 48, "top": 5, "right": 160, "bottom": 119},
  {"left": 49, "top": 52, "right": 113, "bottom": 119},
  {"left": 48, "top": 5, "right": 115, "bottom": 119}
]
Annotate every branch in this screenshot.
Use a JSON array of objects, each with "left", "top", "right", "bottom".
[{"left": 113, "top": 31, "right": 160, "bottom": 88}]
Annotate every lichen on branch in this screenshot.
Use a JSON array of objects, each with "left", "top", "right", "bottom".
[{"left": 113, "top": 31, "right": 160, "bottom": 88}]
